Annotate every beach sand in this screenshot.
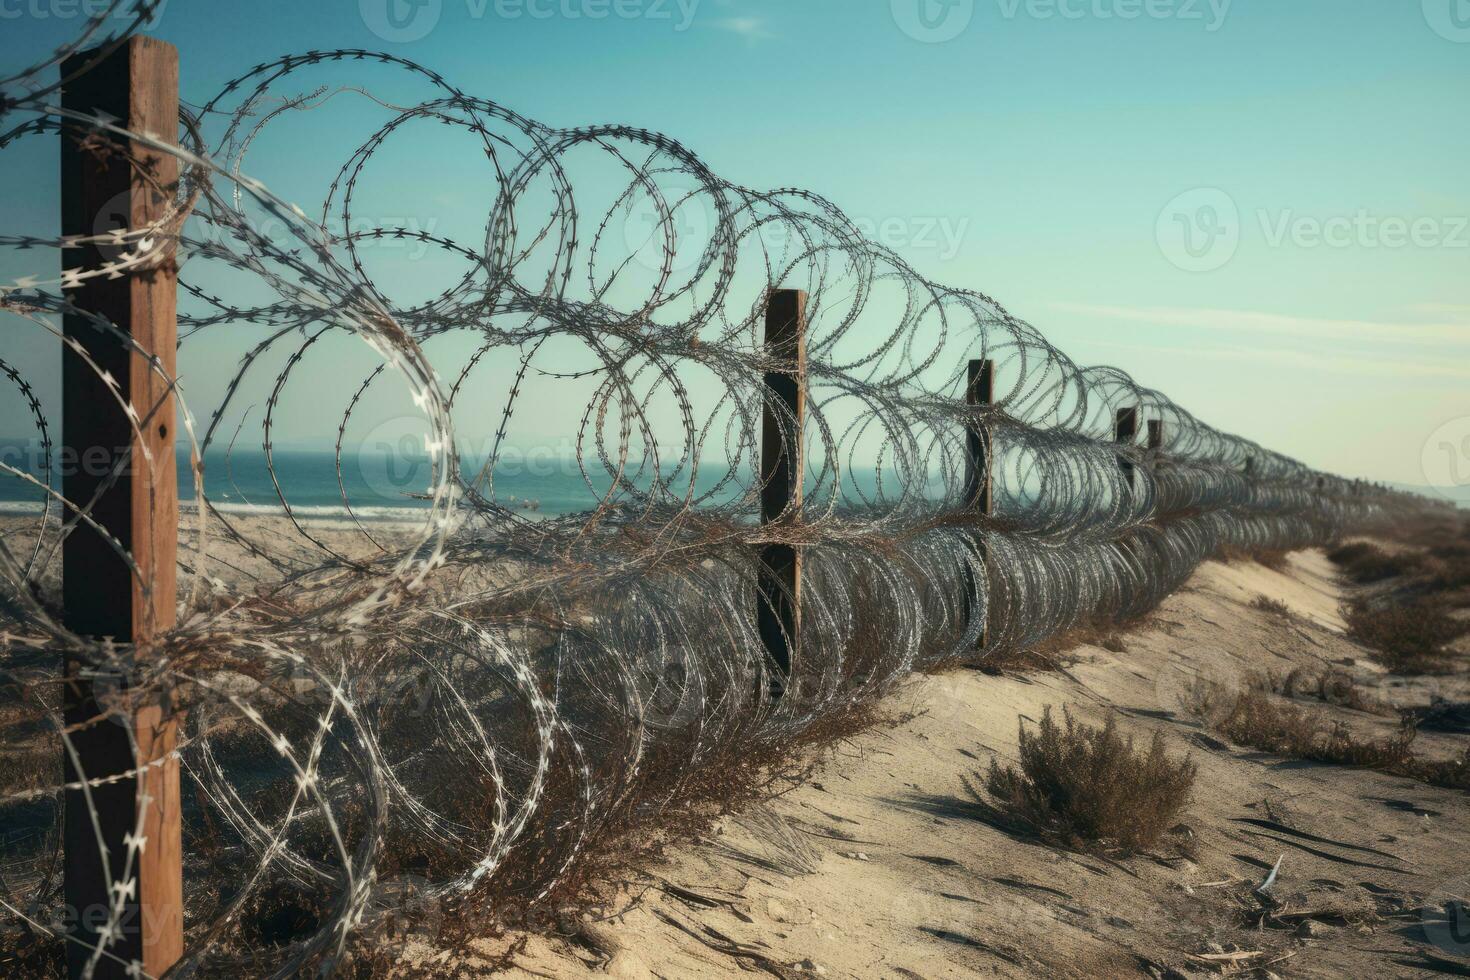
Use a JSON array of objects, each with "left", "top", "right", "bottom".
[
  {"left": 7, "top": 514, "right": 1468, "bottom": 977},
  {"left": 395, "top": 549, "right": 1470, "bottom": 979}
]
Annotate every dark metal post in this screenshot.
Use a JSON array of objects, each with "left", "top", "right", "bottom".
[
  {"left": 965, "top": 360, "right": 994, "bottom": 648},
  {"left": 758, "top": 289, "right": 806, "bottom": 697},
  {"left": 1115, "top": 405, "right": 1139, "bottom": 489}
]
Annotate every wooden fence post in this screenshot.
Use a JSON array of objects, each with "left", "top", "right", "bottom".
[
  {"left": 1147, "top": 419, "right": 1164, "bottom": 453},
  {"left": 965, "top": 360, "right": 994, "bottom": 648},
  {"left": 758, "top": 289, "right": 806, "bottom": 698},
  {"left": 60, "top": 36, "right": 183, "bottom": 979},
  {"left": 965, "top": 360, "right": 994, "bottom": 514},
  {"left": 1114, "top": 405, "right": 1139, "bottom": 489}
]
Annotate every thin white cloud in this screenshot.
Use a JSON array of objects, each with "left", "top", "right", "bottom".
[
  {"left": 1404, "top": 302, "right": 1470, "bottom": 319},
  {"left": 1049, "top": 302, "right": 1470, "bottom": 349},
  {"left": 710, "top": 16, "right": 775, "bottom": 40},
  {"left": 1073, "top": 338, "right": 1470, "bottom": 382}
]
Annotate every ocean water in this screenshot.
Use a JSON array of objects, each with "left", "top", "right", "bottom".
[{"left": 0, "top": 448, "right": 932, "bottom": 520}]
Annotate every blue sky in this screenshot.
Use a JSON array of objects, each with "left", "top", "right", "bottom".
[{"left": 2, "top": 0, "right": 1467, "bottom": 488}]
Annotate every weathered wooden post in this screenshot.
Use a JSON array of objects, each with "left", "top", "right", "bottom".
[
  {"left": 965, "top": 360, "right": 994, "bottom": 648},
  {"left": 1147, "top": 419, "right": 1164, "bottom": 453},
  {"left": 1114, "top": 405, "right": 1139, "bottom": 488},
  {"left": 965, "top": 360, "right": 994, "bottom": 514},
  {"left": 60, "top": 36, "right": 183, "bottom": 979},
  {"left": 758, "top": 289, "right": 806, "bottom": 698}
]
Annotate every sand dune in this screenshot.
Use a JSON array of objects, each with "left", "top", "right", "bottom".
[{"left": 400, "top": 550, "right": 1470, "bottom": 978}]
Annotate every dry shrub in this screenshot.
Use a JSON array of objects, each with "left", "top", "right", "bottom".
[
  {"left": 1326, "top": 543, "right": 1424, "bottom": 584},
  {"left": 1269, "top": 668, "right": 1393, "bottom": 717},
  {"left": 1426, "top": 542, "right": 1470, "bottom": 592},
  {"left": 986, "top": 618, "right": 1139, "bottom": 673},
  {"left": 1216, "top": 545, "right": 1294, "bottom": 571},
  {"left": 1251, "top": 595, "right": 1291, "bottom": 617},
  {"left": 980, "top": 707, "right": 1196, "bottom": 855},
  {"left": 1342, "top": 597, "right": 1468, "bottom": 674},
  {"left": 1383, "top": 512, "right": 1470, "bottom": 550},
  {"left": 1413, "top": 746, "right": 1470, "bottom": 792},
  {"left": 1192, "top": 681, "right": 1469, "bottom": 790},
  {"left": 974, "top": 645, "right": 1074, "bottom": 675},
  {"left": 1253, "top": 550, "right": 1291, "bottom": 572},
  {"left": 1201, "top": 682, "right": 1415, "bottom": 768}
]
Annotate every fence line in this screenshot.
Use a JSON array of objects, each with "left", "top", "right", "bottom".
[{"left": 0, "top": 15, "right": 1449, "bottom": 978}]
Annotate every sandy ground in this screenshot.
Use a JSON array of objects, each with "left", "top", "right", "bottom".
[
  {"left": 408, "top": 550, "right": 1470, "bottom": 980},
  {"left": 7, "top": 511, "right": 1468, "bottom": 978}
]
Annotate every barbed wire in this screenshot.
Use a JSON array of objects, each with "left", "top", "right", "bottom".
[{"left": 0, "top": 10, "right": 1445, "bottom": 977}]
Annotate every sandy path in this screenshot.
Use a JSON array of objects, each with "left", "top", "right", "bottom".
[{"left": 436, "top": 550, "right": 1469, "bottom": 979}]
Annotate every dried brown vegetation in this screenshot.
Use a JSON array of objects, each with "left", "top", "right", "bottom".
[
  {"left": 977, "top": 707, "right": 1196, "bottom": 855},
  {"left": 1328, "top": 517, "right": 1470, "bottom": 676},
  {"left": 1326, "top": 542, "right": 1424, "bottom": 584},
  {"left": 1265, "top": 668, "right": 1394, "bottom": 717},
  {"left": 1192, "top": 681, "right": 1470, "bottom": 792},
  {"left": 1217, "top": 545, "right": 1292, "bottom": 572},
  {"left": 1341, "top": 598, "right": 1468, "bottom": 674},
  {"left": 1250, "top": 595, "right": 1291, "bottom": 617}
]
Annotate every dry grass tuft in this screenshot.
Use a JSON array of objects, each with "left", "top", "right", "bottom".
[
  {"left": 1326, "top": 542, "right": 1425, "bottom": 584},
  {"left": 1192, "top": 680, "right": 1470, "bottom": 791},
  {"left": 1267, "top": 668, "right": 1394, "bottom": 717},
  {"left": 985, "top": 620, "right": 1139, "bottom": 674},
  {"left": 1341, "top": 598, "right": 1468, "bottom": 675},
  {"left": 1252, "top": 549, "right": 1292, "bottom": 572},
  {"left": 1250, "top": 595, "right": 1291, "bottom": 617},
  {"left": 1426, "top": 542, "right": 1470, "bottom": 593},
  {"left": 974, "top": 644, "right": 1076, "bottom": 676},
  {"left": 977, "top": 707, "right": 1196, "bottom": 855},
  {"left": 1217, "top": 545, "right": 1294, "bottom": 572},
  {"left": 1203, "top": 683, "right": 1416, "bottom": 770}
]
